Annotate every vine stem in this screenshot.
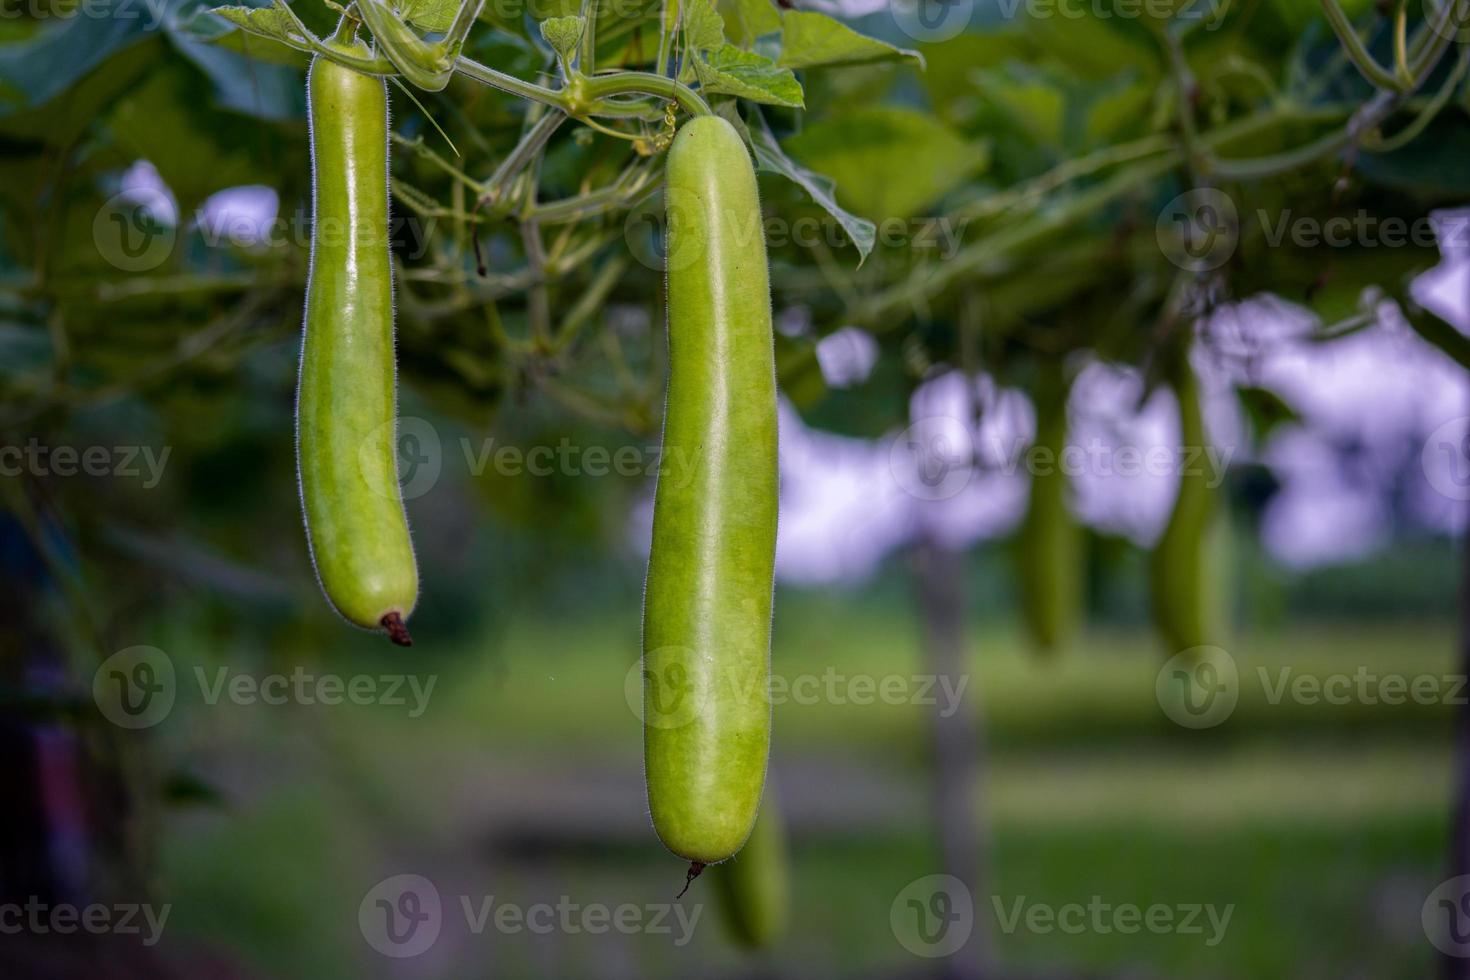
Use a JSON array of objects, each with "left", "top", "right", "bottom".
[
  {"left": 455, "top": 57, "right": 568, "bottom": 110},
  {"left": 1203, "top": 92, "right": 1397, "bottom": 181},
  {"left": 1198, "top": 0, "right": 1460, "bottom": 181},
  {"left": 1319, "top": 0, "right": 1403, "bottom": 90},
  {"left": 478, "top": 111, "right": 565, "bottom": 212},
  {"left": 530, "top": 161, "right": 658, "bottom": 223},
  {"left": 859, "top": 102, "right": 1376, "bottom": 328},
  {"left": 953, "top": 135, "right": 1174, "bottom": 223},
  {"left": 579, "top": 0, "right": 598, "bottom": 72},
  {"left": 581, "top": 71, "right": 710, "bottom": 116},
  {"left": 1365, "top": 44, "right": 1470, "bottom": 151},
  {"left": 656, "top": 0, "right": 680, "bottom": 78},
  {"left": 453, "top": 58, "right": 709, "bottom": 117},
  {"left": 551, "top": 253, "right": 627, "bottom": 353}
]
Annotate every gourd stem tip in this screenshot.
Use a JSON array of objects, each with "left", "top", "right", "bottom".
[
  {"left": 381, "top": 612, "right": 413, "bottom": 647},
  {"left": 675, "top": 861, "right": 705, "bottom": 899}
]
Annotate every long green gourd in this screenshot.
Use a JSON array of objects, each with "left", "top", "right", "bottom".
[
  {"left": 297, "top": 40, "right": 419, "bottom": 646},
  {"left": 1149, "top": 348, "right": 1224, "bottom": 656},
  {"left": 643, "top": 115, "right": 777, "bottom": 881},
  {"left": 1019, "top": 363, "right": 1082, "bottom": 653},
  {"left": 712, "top": 791, "right": 791, "bottom": 949}
]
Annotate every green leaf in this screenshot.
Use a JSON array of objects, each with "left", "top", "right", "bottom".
[
  {"left": 171, "top": 9, "right": 303, "bottom": 119},
  {"left": 777, "top": 11, "right": 922, "bottom": 70},
  {"left": 719, "top": 0, "right": 781, "bottom": 47},
  {"left": 0, "top": 6, "right": 149, "bottom": 115},
  {"left": 694, "top": 44, "right": 803, "bottom": 108},
  {"left": 1023, "top": 8, "right": 1159, "bottom": 81},
  {"left": 781, "top": 107, "right": 984, "bottom": 221},
  {"left": 187, "top": 6, "right": 310, "bottom": 68},
  {"left": 210, "top": 3, "right": 316, "bottom": 50},
  {"left": 971, "top": 65, "right": 1067, "bottom": 150},
  {"left": 918, "top": 32, "right": 1035, "bottom": 122},
  {"left": 539, "top": 15, "right": 586, "bottom": 59},
  {"left": 207, "top": 2, "right": 389, "bottom": 74},
  {"left": 1083, "top": 78, "right": 1154, "bottom": 146},
  {"left": 683, "top": 0, "right": 727, "bottom": 53},
  {"left": 744, "top": 107, "right": 875, "bottom": 263},
  {"left": 402, "top": 0, "right": 462, "bottom": 33},
  {"left": 0, "top": 38, "right": 158, "bottom": 145}
]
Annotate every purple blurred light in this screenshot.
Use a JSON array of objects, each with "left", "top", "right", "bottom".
[
  {"left": 118, "top": 160, "right": 178, "bottom": 227},
  {"left": 815, "top": 327, "right": 879, "bottom": 388},
  {"left": 198, "top": 185, "right": 280, "bottom": 248}
]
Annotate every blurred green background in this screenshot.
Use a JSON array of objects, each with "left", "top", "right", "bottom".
[{"left": 124, "top": 524, "right": 1460, "bottom": 979}]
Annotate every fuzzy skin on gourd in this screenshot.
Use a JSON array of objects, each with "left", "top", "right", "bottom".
[
  {"left": 297, "top": 51, "right": 418, "bottom": 640},
  {"left": 642, "top": 115, "right": 777, "bottom": 866}
]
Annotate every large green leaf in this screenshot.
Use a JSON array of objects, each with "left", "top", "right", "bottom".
[
  {"left": 402, "top": 0, "right": 462, "bottom": 32},
  {"left": 207, "top": 2, "right": 320, "bottom": 58},
  {"left": 719, "top": 0, "right": 781, "bottom": 47},
  {"left": 0, "top": 9, "right": 150, "bottom": 114},
  {"left": 744, "top": 107, "right": 876, "bottom": 263},
  {"left": 1023, "top": 7, "right": 1160, "bottom": 81},
  {"left": 0, "top": 36, "right": 159, "bottom": 145},
  {"left": 971, "top": 65, "right": 1067, "bottom": 150},
  {"left": 683, "top": 0, "right": 728, "bottom": 52},
  {"left": 694, "top": 44, "right": 803, "bottom": 108},
  {"left": 918, "top": 31, "right": 1036, "bottom": 122},
  {"left": 782, "top": 107, "right": 985, "bottom": 221},
  {"left": 186, "top": 5, "right": 309, "bottom": 67},
  {"left": 171, "top": 8, "right": 302, "bottom": 119},
  {"left": 777, "top": 10, "right": 922, "bottom": 70}
]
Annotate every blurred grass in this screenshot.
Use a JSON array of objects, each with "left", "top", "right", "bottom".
[{"left": 154, "top": 603, "right": 1458, "bottom": 979}]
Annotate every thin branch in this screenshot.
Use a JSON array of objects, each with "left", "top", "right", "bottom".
[
  {"left": 390, "top": 133, "right": 486, "bottom": 194},
  {"left": 553, "top": 253, "right": 627, "bottom": 353},
  {"left": 455, "top": 56, "right": 569, "bottom": 109},
  {"left": 1364, "top": 43, "right": 1470, "bottom": 152},
  {"left": 1319, "top": 0, "right": 1402, "bottom": 90},
  {"left": 478, "top": 111, "right": 566, "bottom": 212}
]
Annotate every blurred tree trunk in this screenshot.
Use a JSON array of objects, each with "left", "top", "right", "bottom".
[
  {"left": 0, "top": 490, "right": 159, "bottom": 976},
  {"left": 1445, "top": 471, "right": 1470, "bottom": 980},
  {"left": 912, "top": 539, "right": 990, "bottom": 980}
]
